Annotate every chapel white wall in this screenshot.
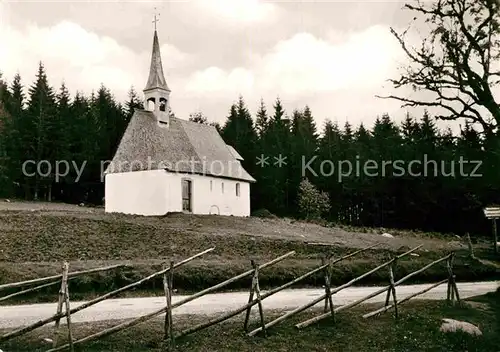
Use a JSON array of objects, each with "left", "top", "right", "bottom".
[
  {"left": 105, "top": 170, "right": 251, "bottom": 217},
  {"left": 166, "top": 172, "right": 250, "bottom": 217},
  {"left": 105, "top": 170, "right": 169, "bottom": 216}
]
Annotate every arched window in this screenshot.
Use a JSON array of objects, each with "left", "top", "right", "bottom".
[
  {"left": 236, "top": 183, "right": 240, "bottom": 197},
  {"left": 147, "top": 98, "right": 155, "bottom": 111},
  {"left": 159, "top": 98, "right": 167, "bottom": 112}
]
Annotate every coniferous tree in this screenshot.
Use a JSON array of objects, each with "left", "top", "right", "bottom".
[
  {"left": 0, "top": 72, "right": 10, "bottom": 196},
  {"left": 220, "top": 96, "right": 258, "bottom": 207},
  {"left": 317, "top": 120, "right": 342, "bottom": 220},
  {"left": 3, "top": 73, "right": 25, "bottom": 196},
  {"left": 55, "top": 83, "right": 71, "bottom": 158},
  {"left": 125, "top": 86, "right": 143, "bottom": 123},
  {"left": 24, "top": 62, "right": 57, "bottom": 200},
  {"left": 51, "top": 82, "right": 72, "bottom": 200},
  {"left": 255, "top": 99, "right": 268, "bottom": 137},
  {"left": 290, "top": 106, "right": 318, "bottom": 213},
  {"left": 370, "top": 114, "right": 402, "bottom": 226},
  {"left": 221, "top": 96, "right": 257, "bottom": 167},
  {"left": 260, "top": 97, "right": 291, "bottom": 215},
  {"left": 0, "top": 61, "right": 498, "bottom": 236},
  {"left": 351, "top": 122, "right": 372, "bottom": 225}
]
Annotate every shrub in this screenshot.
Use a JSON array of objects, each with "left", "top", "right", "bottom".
[
  {"left": 298, "top": 178, "right": 330, "bottom": 220},
  {"left": 251, "top": 208, "right": 277, "bottom": 219}
]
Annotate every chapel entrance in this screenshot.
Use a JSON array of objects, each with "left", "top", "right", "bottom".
[{"left": 182, "top": 179, "right": 192, "bottom": 212}]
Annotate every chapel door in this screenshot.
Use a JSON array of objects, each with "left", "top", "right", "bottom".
[{"left": 182, "top": 179, "right": 192, "bottom": 212}]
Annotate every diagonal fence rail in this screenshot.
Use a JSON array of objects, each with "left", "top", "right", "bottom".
[
  {"left": 0, "top": 264, "right": 127, "bottom": 292},
  {"left": 176, "top": 244, "right": 378, "bottom": 338},
  {"left": 247, "top": 245, "right": 424, "bottom": 336},
  {"left": 293, "top": 251, "right": 460, "bottom": 330},
  {"left": 47, "top": 250, "right": 296, "bottom": 352},
  {"left": 0, "top": 262, "right": 129, "bottom": 352},
  {"left": 0, "top": 248, "right": 215, "bottom": 346},
  {"left": 1, "top": 243, "right": 461, "bottom": 351}
]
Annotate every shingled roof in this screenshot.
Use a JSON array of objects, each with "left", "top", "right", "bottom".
[{"left": 106, "top": 110, "right": 255, "bottom": 182}]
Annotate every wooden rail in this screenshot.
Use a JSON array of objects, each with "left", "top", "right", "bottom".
[
  {"left": 0, "top": 264, "right": 127, "bottom": 291},
  {"left": 1, "top": 248, "right": 215, "bottom": 343},
  {"left": 362, "top": 279, "right": 449, "bottom": 318},
  {"left": 47, "top": 251, "right": 295, "bottom": 352},
  {"left": 247, "top": 245, "right": 423, "bottom": 336},
  {"left": 295, "top": 252, "right": 458, "bottom": 330},
  {"left": 0, "top": 280, "right": 61, "bottom": 303},
  {"left": 177, "top": 244, "right": 377, "bottom": 338},
  {"left": 1, "top": 243, "right": 460, "bottom": 351},
  {"left": 295, "top": 251, "right": 451, "bottom": 328}
]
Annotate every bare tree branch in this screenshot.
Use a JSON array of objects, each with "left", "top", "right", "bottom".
[{"left": 381, "top": 0, "right": 500, "bottom": 133}]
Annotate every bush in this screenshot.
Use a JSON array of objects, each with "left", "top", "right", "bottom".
[
  {"left": 251, "top": 208, "right": 277, "bottom": 219},
  {"left": 298, "top": 178, "right": 330, "bottom": 220}
]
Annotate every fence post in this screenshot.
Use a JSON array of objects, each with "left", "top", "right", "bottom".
[
  {"left": 63, "top": 262, "right": 74, "bottom": 352},
  {"left": 321, "top": 257, "right": 335, "bottom": 322},
  {"left": 244, "top": 260, "right": 266, "bottom": 336},
  {"left": 388, "top": 261, "right": 398, "bottom": 318},
  {"left": 493, "top": 219, "right": 498, "bottom": 255},
  {"left": 466, "top": 233, "right": 475, "bottom": 259},
  {"left": 446, "top": 254, "right": 453, "bottom": 304},
  {"left": 446, "top": 253, "right": 461, "bottom": 305},
  {"left": 163, "top": 261, "right": 175, "bottom": 350},
  {"left": 52, "top": 262, "right": 69, "bottom": 348},
  {"left": 243, "top": 261, "right": 256, "bottom": 332},
  {"left": 447, "top": 253, "right": 460, "bottom": 305}
]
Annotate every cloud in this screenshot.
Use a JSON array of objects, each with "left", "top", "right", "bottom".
[
  {"left": 184, "top": 25, "right": 402, "bottom": 97},
  {"left": 0, "top": 19, "right": 190, "bottom": 100},
  {"left": 186, "top": 67, "right": 254, "bottom": 96},
  {"left": 0, "top": 5, "right": 416, "bottom": 131},
  {"left": 195, "top": 0, "right": 278, "bottom": 24}
]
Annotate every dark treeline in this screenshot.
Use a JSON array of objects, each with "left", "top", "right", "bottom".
[
  {"left": 0, "top": 63, "right": 499, "bottom": 237},
  {"left": 0, "top": 64, "right": 144, "bottom": 204}
]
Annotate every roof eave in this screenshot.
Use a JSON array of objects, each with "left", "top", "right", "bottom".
[
  {"left": 143, "top": 86, "right": 171, "bottom": 93},
  {"left": 163, "top": 168, "right": 256, "bottom": 183}
]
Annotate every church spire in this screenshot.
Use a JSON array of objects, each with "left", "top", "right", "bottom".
[
  {"left": 144, "top": 24, "right": 170, "bottom": 93},
  {"left": 143, "top": 11, "right": 171, "bottom": 127}
]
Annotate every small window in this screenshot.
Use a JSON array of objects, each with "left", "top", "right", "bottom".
[
  {"left": 147, "top": 98, "right": 155, "bottom": 111},
  {"left": 221, "top": 182, "right": 224, "bottom": 194},
  {"left": 159, "top": 98, "right": 167, "bottom": 112},
  {"left": 236, "top": 183, "right": 240, "bottom": 197},
  {"left": 210, "top": 180, "right": 213, "bottom": 192}
]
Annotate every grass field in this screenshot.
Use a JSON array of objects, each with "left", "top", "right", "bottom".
[
  {"left": 1, "top": 290, "right": 499, "bottom": 351},
  {"left": 0, "top": 200, "right": 498, "bottom": 303}
]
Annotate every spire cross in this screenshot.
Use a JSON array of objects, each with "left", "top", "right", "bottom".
[{"left": 152, "top": 9, "right": 160, "bottom": 30}]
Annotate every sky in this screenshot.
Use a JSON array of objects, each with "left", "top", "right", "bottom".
[{"left": 0, "top": 0, "right": 478, "bottom": 131}]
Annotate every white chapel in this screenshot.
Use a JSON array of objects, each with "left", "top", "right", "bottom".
[{"left": 104, "top": 28, "right": 255, "bottom": 216}]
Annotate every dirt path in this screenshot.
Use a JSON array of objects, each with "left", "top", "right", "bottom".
[{"left": 0, "top": 281, "right": 497, "bottom": 329}]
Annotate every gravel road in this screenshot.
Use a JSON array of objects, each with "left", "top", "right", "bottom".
[{"left": 0, "top": 281, "right": 497, "bottom": 329}]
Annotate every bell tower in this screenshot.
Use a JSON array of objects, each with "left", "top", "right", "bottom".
[{"left": 144, "top": 13, "right": 171, "bottom": 127}]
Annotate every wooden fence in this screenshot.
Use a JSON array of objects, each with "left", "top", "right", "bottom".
[
  {"left": 0, "top": 244, "right": 461, "bottom": 351},
  {"left": 0, "top": 263, "right": 126, "bottom": 296},
  {"left": 0, "top": 262, "right": 128, "bottom": 351},
  {"left": 47, "top": 250, "right": 295, "bottom": 352},
  {"left": 177, "top": 243, "right": 378, "bottom": 339},
  {"left": 292, "top": 251, "right": 460, "bottom": 329},
  {"left": 246, "top": 244, "right": 423, "bottom": 336},
  {"left": 0, "top": 248, "right": 215, "bottom": 351}
]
